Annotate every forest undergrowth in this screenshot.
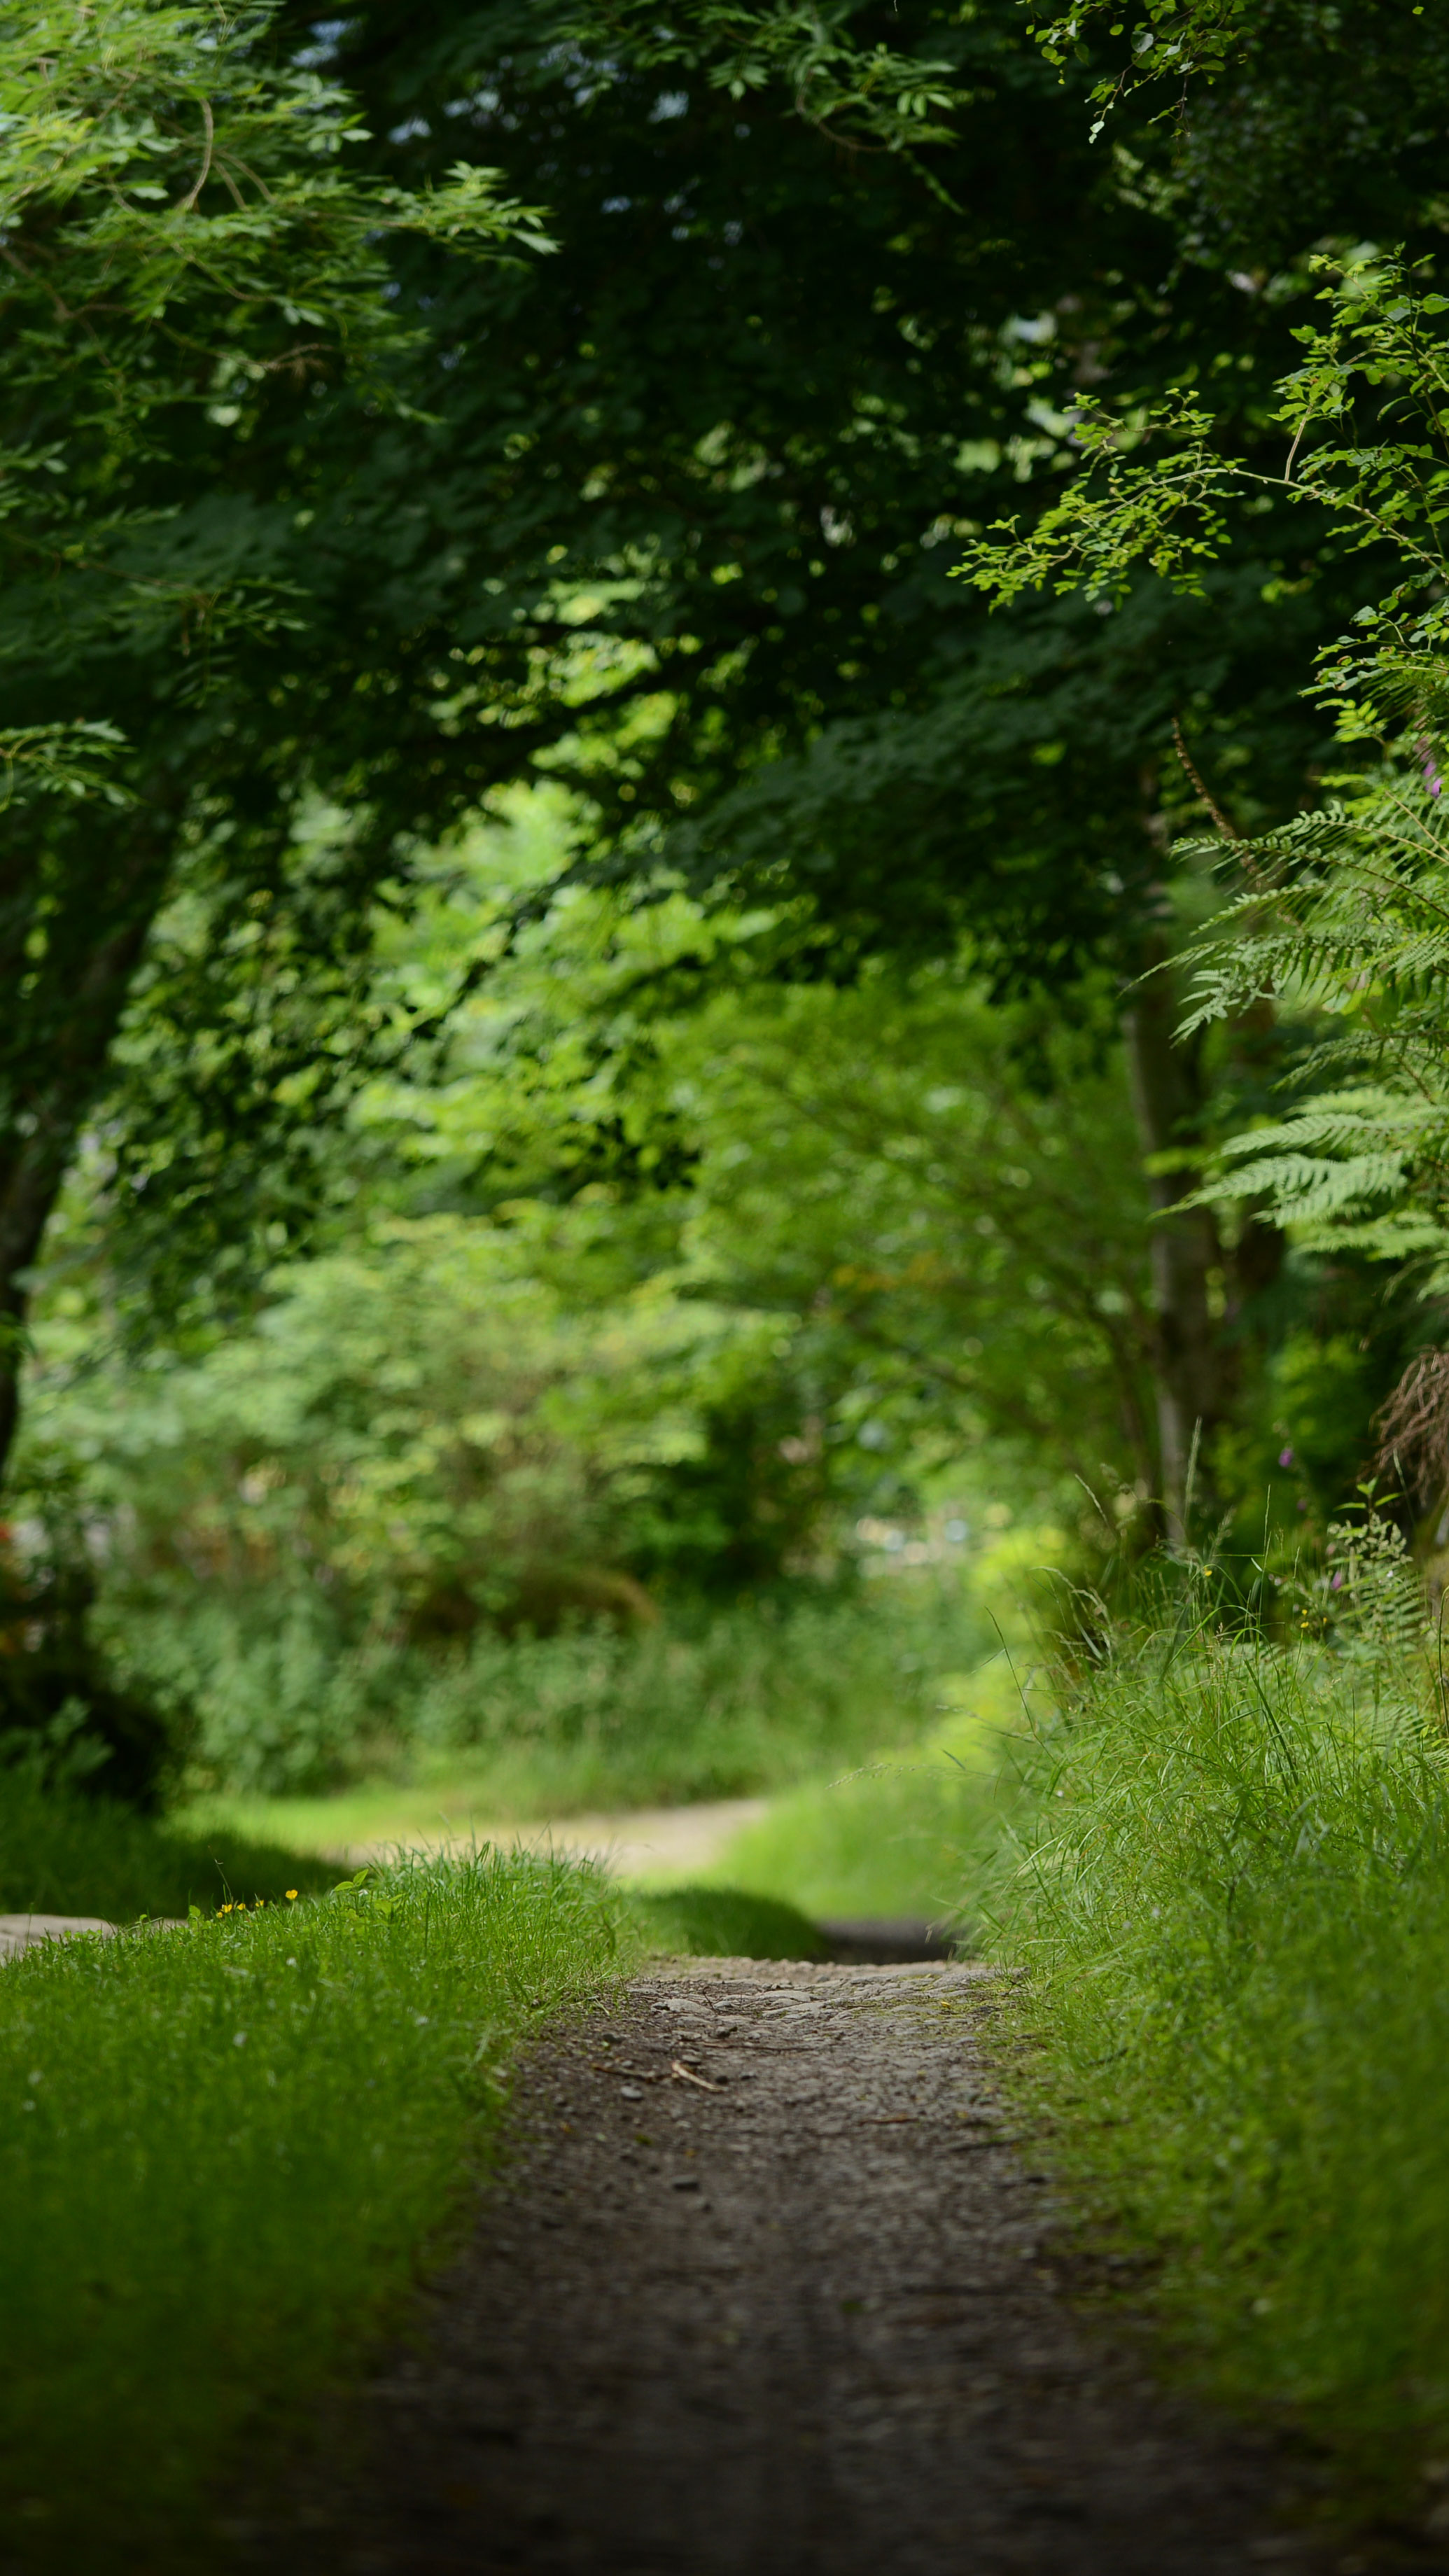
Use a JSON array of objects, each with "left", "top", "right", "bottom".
[{"left": 180, "top": 1578, "right": 997, "bottom": 1848}]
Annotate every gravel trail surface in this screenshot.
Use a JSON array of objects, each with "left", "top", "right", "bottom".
[{"left": 248, "top": 1959, "right": 1397, "bottom": 2574}]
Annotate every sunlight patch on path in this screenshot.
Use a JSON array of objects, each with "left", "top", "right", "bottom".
[{"left": 341, "top": 1796, "right": 771, "bottom": 1882}]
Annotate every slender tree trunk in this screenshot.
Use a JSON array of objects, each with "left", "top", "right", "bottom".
[
  {"left": 0, "top": 834, "right": 167, "bottom": 1485},
  {"left": 0, "top": 1136, "right": 69, "bottom": 1477},
  {"left": 1120, "top": 933, "right": 1234, "bottom": 1544},
  {"left": 1121, "top": 944, "right": 1287, "bottom": 1544}
]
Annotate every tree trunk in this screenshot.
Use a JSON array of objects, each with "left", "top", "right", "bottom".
[
  {"left": 1121, "top": 930, "right": 1288, "bottom": 1546},
  {"left": 0, "top": 1137, "right": 66, "bottom": 1478},
  {"left": 0, "top": 824, "right": 169, "bottom": 1486},
  {"left": 1120, "top": 934, "right": 1234, "bottom": 1544}
]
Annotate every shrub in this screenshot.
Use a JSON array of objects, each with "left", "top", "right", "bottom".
[{"left": 113, "top": 1579, "right": 991, "bottom": 1805}]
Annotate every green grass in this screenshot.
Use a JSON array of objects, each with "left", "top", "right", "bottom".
[
  {"left": 710, "top": 1666, "right": 1026, "bottom": 1925},
  {"left": 0, "top": 1772, "right": 336, "bottom": 1919},
  {"left": 0, "top": 1847, "right": 625, "bottom": 2572},
  {"left": 629, "top": 1883, "right": 827, "bottom": 1959},
  {"left": 181, "top": 1762, "right": 528, "bottom": 1861},
  {"left": 716, "top": 1756, "right": 990, "bottom": 1921},
  {"left": 997, "top": 1604, "right": 1449, "bottom": 2502}
]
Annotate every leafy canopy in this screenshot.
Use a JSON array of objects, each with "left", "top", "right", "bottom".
[{"left": 0, "top": 0, "right": 546, "bottom": 794}]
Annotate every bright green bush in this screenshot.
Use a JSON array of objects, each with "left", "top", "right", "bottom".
[
  {"left": 113, "top": 1586, "right": 382, "bottom": 1793},
  {"left": 0, "top": 1849, "right": 623, "bottom": 2571}
]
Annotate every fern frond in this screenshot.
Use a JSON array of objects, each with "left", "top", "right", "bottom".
[
  {"left": 1195, "top": 1152, "right": 1410, "bottom": 1226},
  {"left": 1219, "top": 1090, "right": 1446, "bottom": 1154},
  {"left": 1176, "top": 766, "right": 1449, "bottom": 1290}
]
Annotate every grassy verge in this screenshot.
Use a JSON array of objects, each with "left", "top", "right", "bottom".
[
  {"left": 710, "top": 1660, "right": 1028, "bottom": 1924},
  {"left": 0, "top": 1848, "right": 624, "bottom": 2572},
  {"left": 717, "top": 1753, "right": 995, "bottom": 1921},
  {"left": 997, "top": 1602, "right": 1449, "bottom": 2505},
  {"left": 0, "top": 1772, "right": 336, "bottom": 1918}
]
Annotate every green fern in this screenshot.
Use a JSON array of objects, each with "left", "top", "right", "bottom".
[{"left": 1175, "top": 771, "right": 1449, "bottom": 1277}]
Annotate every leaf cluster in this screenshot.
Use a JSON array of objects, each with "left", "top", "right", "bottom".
[{"left": 0, "top": 0, "right": 543, "bottom": 710}]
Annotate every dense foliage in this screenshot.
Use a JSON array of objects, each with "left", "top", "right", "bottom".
[
  {"left": 969, "top": 246, "right": 1449, "bottom": 1540},
  {"left": 10, "top": 0, "right": 1449, "bottom": 1788},
  {"left": 0, "top": 1, "right": 545, "bottom": 1460},
  {"left": 290, "top": 0, "right": 1449, "bottom": 1527}
]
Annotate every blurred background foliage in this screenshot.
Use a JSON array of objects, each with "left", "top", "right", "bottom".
[
  {"left": 4, "top": 782, "right": 1429, "bottom": 1804},
  {"left": 8, "top": 790, "right": 1086, "bottom": 1794}
]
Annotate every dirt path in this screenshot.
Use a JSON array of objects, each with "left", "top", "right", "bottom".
[
  {"left": 244, "top": 1959, "right": 1398, "bottom": 2575},
  {"left": 344, "top": 1796, "right": 771, "bottom": 1880}
]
